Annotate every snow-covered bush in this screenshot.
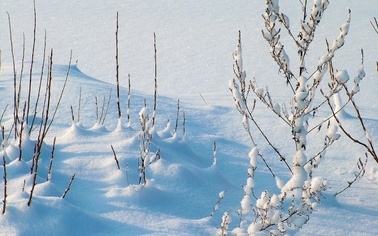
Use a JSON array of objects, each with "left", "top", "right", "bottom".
[
  {"left": 227, "top": 0, "right": 377, "bottom": 234},
  {"left": 138, "top": 106, "right": 160, "bottom": 185}
]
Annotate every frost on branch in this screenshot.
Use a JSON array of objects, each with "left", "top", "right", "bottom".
[
  {"left": 230, "top": 31, "right": 248, "bottom": 116},
  {"left": 318, "top": 9, "right": 351, "bottom": 68},
  {"left": 218, "top": 211, "right": 232, "bottom": 236},
  {"left": 262, "top": 1, "right": 292, "bottom": 82},
  {"left": 351, "top": 50, "right": 366, "bottom": 95}
]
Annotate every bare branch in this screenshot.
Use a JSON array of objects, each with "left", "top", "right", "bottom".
[
  {"left": 335, "top": 154, "right": 367, "bottom": 196},
  {"left": 110, "top": 145, "right": 121, "bottom": 170},
  {"left": 27, "top": 0, "right": 38, "bottom": 124},
  {"left": 62, "top": 173, "right": 76, "bottom": 199},
  {"left": 370, "top": 17, "right": 378, "bottom": 34},
  {"left": 115, "top": 11, "right": 121, "bottom": 119},
  {"left": 152, "top": 33, "right": 157, "bottom": 127}
]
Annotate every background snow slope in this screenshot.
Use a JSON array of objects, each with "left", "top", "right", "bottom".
[
  {"left": 2, "top": 1, "right": 376, "bottom": 106},
  {"left": 0, "top": 0, "right": 378, "bottom": 235}
]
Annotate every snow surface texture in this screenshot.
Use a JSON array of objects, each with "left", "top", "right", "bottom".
[{"left": 0, "top": 0, "right": 378, "bottom": 235}]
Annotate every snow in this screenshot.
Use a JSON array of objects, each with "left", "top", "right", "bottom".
[
  {"left": 1, "top": 0, "right": 378, "bottom": 235},
  {"left": 335, "top": 70, "right": 350, "bottom": 84}
]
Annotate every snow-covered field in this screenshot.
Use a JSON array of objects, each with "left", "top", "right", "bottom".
[{"left": 0, "top": 1, "right": 377, "bottom": 235}]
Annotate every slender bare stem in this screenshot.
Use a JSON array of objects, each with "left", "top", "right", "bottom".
[
  {"left": 102, "top": 88, "right": 112, "bottom": 125},
  {"left": 174, "top": 99, "right": 180, "bottom": 134},
  {"left": 18, "top": 101, "right": 27, "bottom": 161},
  {"left": 213, "top": 140, "right": 217, "bottom": 165},
  {"left": 370, "top": 17, "right": 378, "bottom": 34},
  {"left": 27, "top": 0, "right": 38, "bottom": 124},
  {"left": 41, "top": 49, "right": 54, "bottom": 141},
  {"left": 30, "top": 30, "right": 47, "bottom": 134},
  {"left": 62, "top": 173, "right": 76, "bottom": 199},
  {"left": 47, "top": 137, "right": 56, "bottom": 181},
  {"left": 17, "top": 34, "right": 26, "bottom": 126},
  {"left": 99, "top": 95, "right": 106, "bottom": 124},
  {"left": 152, "top": 33, "right": 157, "bottom": 127},
  {"left": 2, "top": 127, "right": 7, "bottom": 214},
  {"left": 28, "top": 144, "right": 39, "bottom": 206},
  {"left": 199, "top": 93, "right": 207, "bottom": 105},
  {"left": 110, "top": 145, "right": 121, "bottom": 170},
  {"left": 95, "top": 96, "right": 99, "bottom": 123},
  {"left": 125, "top": 163, "right": 130, "bottom": 187},
  {"left": 70, "top": 106, "right": 75, "bottom": 122},
  {"left": 7, "top": 12, "right": 18, "bottom": 138},
  {"left": 45, "top": 50, "right": 72, "bottom": 134},
  {"left": 127, "top": 74, "right": 131, "bottom": 125},
  {"left": 0, "top": 105, "right": 8, "bottom": 125},
  {"left": 115, "top": 12, "right": 121, "bottom": 119},
  {"left": 302, "top": 0, "right": 308, "bottom": 22},
  {"left": 78, "top": 87, "right": 82, "bottom": 123},
  {"left": 335, "top": 154, "right": 368, "bottom": 196},
  {"left": 183, "top": 111, "right": 186, "bottom": 136}
]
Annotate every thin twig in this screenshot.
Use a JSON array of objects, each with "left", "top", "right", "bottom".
[
  {"left": 70, "top": 106, "right": 75, "bottom": 122},
  {"left": 45, "top": 50, "right": 72, "bottom": 134},
  {"left": 302, "top": 0, "right": 308, "bottom": 22},
  {"left": 370, "top": 17, "right": 378, "bottom": 34},
  {"left": 110, "top": 145, "right": 121, "bottom": 170},
  {"left": 174, "top": 99, "right": 180, "bottom": 134},
  {"left": 95, "top": 96, "right": 99, "bottom": 123},
  {"left": 0, "top": 105, "right": 8, "bottom": 125},
  {"left": 18, "top": 101, "right": 27, "bottom": 161},
  {"left": 17, "top": 33, "right": 26, "bottom": 126},
  {"left": 335, "top": 154, "right": 367, "bottom": 196},
  {"left": 127, "top": 74, "right": 131, "bottom": 125},
  {"left": 7, "top": 12, "right": 18, "bottom": 138},
  {"left": 115, "top": 12, "right": 121, "bottom": 119},
  {"left": 78, "top": 87, "right": 82, "bottom": 123},
  {"left": 182, "top": 112, "right": 186, "bottom": 136},
  {"left": 102, "top": 88, "right": 112, "bottom": 125},
  {"left": 30, "top": 30, "right": 47, "bottom": 134},
  {"left": 40, "top": 49, "right": 54, "bottom": 141},
  {"left": 2, "top": 126, "right": 7, "bottom": 214},
  {"left": 27, "top": 0, "right": 38, "bottom": 124},
  {"left": 343, "top": 84, "right": 378, "bottom": 163},
  {"left": 28, "top": 129, "right": 44, "bottom": 206},
  {"left": 152, "top": 33, "right": 157, "bottom": 127},
  {"left": 125, "top": 163, "right": 130, "bottom": 187},
  {"left": 247, "top": 100, "right": 291, "bottom": 175},
  {"left": 99, "top": 95, "right": 106, "bottom": 124},
  {"left": 199, "top": 93, "right": 207, "bottom": 105},
  {"left": 62, "top": 173, "right": 76, "bottom": 199},
  {"left": 47, "top": 137, "right": 56, "bottom": 181},
  {"left": 213, "top": 140, "right": 217, "bottom": 165}
]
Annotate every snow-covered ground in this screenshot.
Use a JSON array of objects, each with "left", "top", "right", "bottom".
[{"left": 0, "top": 1, "right": 377, "bottom": 235}]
